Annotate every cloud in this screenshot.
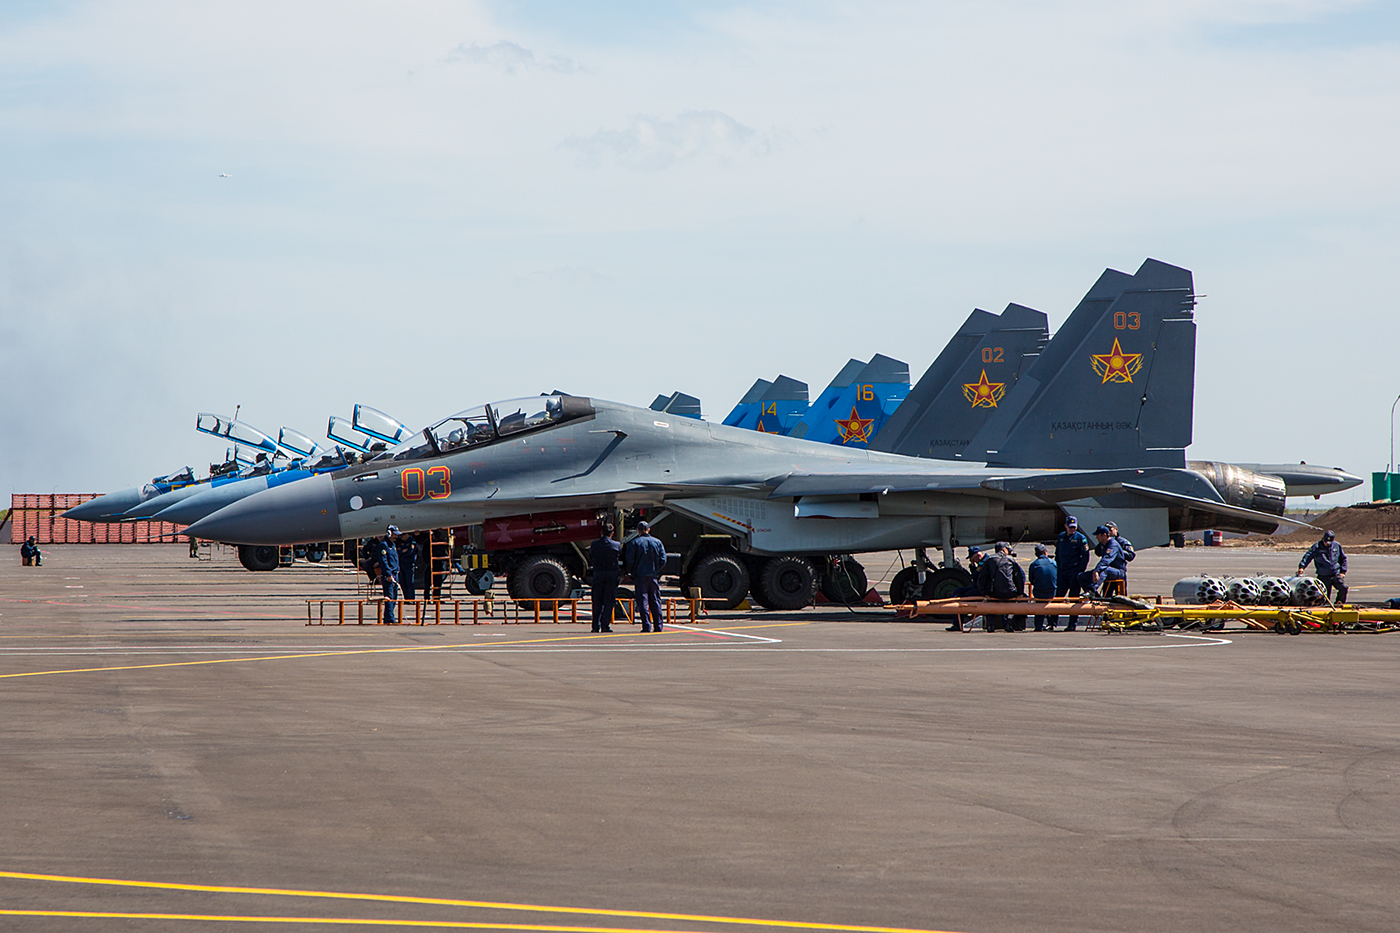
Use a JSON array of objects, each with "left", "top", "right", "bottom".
[
  {"left": 562, "top": 110, "right": 760, "bottom": 170},
  {"left": 444, "top": 40, "right": 580, "bottom": 74}
]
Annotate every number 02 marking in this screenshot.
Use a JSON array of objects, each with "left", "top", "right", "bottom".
[
  {"left": 1114, "top": 312, "right": 1141, "bottom": 330},
  {"left": 426, "top": 466, "right": 451, "bottom": 499},
  {"left": 981, "top": 347, "right": 1004, "bottom": 363}
]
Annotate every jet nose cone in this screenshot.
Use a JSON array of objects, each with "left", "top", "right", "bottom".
[
  {"left": 63, "top": 488, "right": 144, "bottom": 522},
  {"left": 184, "top": 473, "right": 341, "bottom": 545}
]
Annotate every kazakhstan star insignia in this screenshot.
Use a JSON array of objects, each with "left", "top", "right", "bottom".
[
  {"left": 962, "top": 369, "right": 1006, "bottom": 408},
  {"left": 1091, "top": 338, "right": 1142, "bottom": 384},
  {"left": 834, "top": 406, "right": 875, "bottom": 444}
]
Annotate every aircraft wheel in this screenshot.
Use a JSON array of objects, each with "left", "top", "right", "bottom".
[
  {"left": 753, "top": 557, "right": 817, "bottom": 610},
  {"left": 238, "top": 544, "right": 280, "bottom": 572},
  {"left": 690, "top": 552, "right": 750, "bottom": 610},
  {"left": 508, "top": 555, "right": 575, "bottom": 608},
  {"left": 463, "top": 568, "right": 495, "bottom": 596},
  {"left": 820, "top": 557, "right": 868, "bottom": 604},
  {"left": 889, "top": 566, "right": 972, "bottom": 605},
  {"left": 306, "top": 546, "right": 327, "bottom": 563}
]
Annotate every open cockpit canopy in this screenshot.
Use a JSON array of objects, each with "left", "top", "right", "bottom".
[{"left": 377, "top": 395, "right": 593, "bottom": 462}]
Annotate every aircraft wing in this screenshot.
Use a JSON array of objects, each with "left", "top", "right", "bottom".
[{"left": 1118, "top": 483, "right": 1318, "bottom": 529}]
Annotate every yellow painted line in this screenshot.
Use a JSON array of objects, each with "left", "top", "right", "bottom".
[
  {"left": 0, "top": 628, "right": 766, "bottom": 680},
  {"left": 0, "top": 912, "right": 709, "bottom": 929},
  {"left": 0, "top": 871, "right": 967, "bottom": 933}
]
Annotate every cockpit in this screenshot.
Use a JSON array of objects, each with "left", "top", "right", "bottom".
[{"left": 376, "top": 395, "right": 594, "bottom": 462}]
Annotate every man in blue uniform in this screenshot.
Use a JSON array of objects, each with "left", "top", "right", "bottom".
[
  {"left": 1029, "top": 543, "right": 1058, "bottom": 631},
  {"left": 589, "top": 523, "right": 622, "bottom": 633},
  {"left": 1081, "top": 525, "right": 1126, "bottom": 596},
  {"left": 20, "top": 536, "right": 41, "bottom": 566},
  {"left": 1298, "top": 529, "right": 1348, "bottom": 604},
  {"left": 1103, "top": 520, "right": 1135, "bottom": 591},
  {"left": 623, "top": 520, "right": 667, "bottom": 632},
  {"left": 395, "top": 530, "right": 420, "bottom": 602},
  {"left": 371, "top": 527, "right": 402, "bottom": 624},
  {"left": 1055, "top": 516, "right": 1091, "bottom": 631}
]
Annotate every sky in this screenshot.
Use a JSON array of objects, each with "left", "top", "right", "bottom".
[{"left": 2, "top": 0, "right": 1397, "bottom": 503}]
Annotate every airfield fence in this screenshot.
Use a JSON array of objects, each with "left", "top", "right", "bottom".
[{"left": 306, "top": 596, "right": 707, "bottom": 626}]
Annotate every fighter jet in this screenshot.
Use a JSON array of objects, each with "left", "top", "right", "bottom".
[{"left": 184, "top": 392, "right": 1311, "bottom": 607}]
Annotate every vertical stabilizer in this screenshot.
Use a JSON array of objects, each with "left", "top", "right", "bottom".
[
  {"left": 789, "top": 359, "right": 866, "bottom": 439},
  {"left": 754, "top": 376, "right": 809, "bottom": 434},
  {"left": 969, "top": 259, "right": 1195, "bottom": 468},
  {"left": 722, "top": 378, "right": 774, "bottom": 429},
  {"left": 870, "top": 305, "right": 1049, "bottom": 458},
  {"left": 797, "top": 355, "right": 911, "bottom": 447}
]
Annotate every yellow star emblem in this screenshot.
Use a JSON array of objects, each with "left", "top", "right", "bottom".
[
  {"left": 962, "top": 369, "right": 1006, "bottom": 408},
  {"left": 834, "top": 406, "right": 875, "bottom": 444},
  {"left": 1091, "top": 337, "right": 1142, "bottom": 384}
]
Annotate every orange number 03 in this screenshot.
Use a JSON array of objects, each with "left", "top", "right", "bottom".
[
  {"left": 1114, "top": 311, "right": 1141, "bottom": 330},
  {"left": 426, "top": 466, "right": 451, "bottom": 499},
  {"left": 401, "top": 467, "right": 425, "bottom": 501}
]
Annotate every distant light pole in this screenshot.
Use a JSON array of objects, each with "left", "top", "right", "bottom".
[{"left": 1392, "top": 393, "right": 1400, "bottom": 476}]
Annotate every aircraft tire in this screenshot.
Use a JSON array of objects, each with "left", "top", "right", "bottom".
[
  {"left": 306, "top": 546, "right": 327, "bottom": 563},
  {"left": 238, "top": 544, "right": 281, "bottom": 572},
  {"left": 463, "top": 568, "right": 495, "bottom": 596},
  {"left": 508, "top": 555, "right": 575, "bottom": 608},
  {"left": 753, "top": 556, "right": 817, "bottom": 610},
  {"left": 820, "top": 557, "right": 868, "bottom": 604},
  {"left": 690, "top": 552, "right": 750, "bottom": 610},
  {"left": 889, "top": 566, "right": 971, "bottom": 605}
]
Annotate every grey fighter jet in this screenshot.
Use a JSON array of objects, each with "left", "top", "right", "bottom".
[{"left": 184, "top": 394, "right": 1310, "bottom": 607}]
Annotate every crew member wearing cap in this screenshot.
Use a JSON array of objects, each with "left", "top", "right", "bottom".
[
  {"left": 20, "top": 535, "right": 41, "bottom": 566},
  {"left": 1055, "top": 516, "right": 1091, "bottom": 631},
  {"left": 1081, "top": 525, "right": 1127, "bottom": 597},
  {"left": 623, "top": 520, "right": 667, "bottom": 632},
  {"left": 396, "top": 531, "right": 421, "bottom": 602},
  {"left": 1298, "top": 530, "right": 1348, "bottom": 604},
  {"left": 977, "top": 541, "right": 1026, "bottom": 631},
  {"left": 1101, "top": 520, "right": 1135, "bottom": 591},
  {"left": 944, "top": 545, "right": 984, "bottom": 632},
  {"left": 372, "top": 527, "right": 402, "bottom": 624},
  {"left": 1029, "top": 543, "right": 1058, "bottom": 631},
  {"left": 589, "top": 523, "right": 622, "bottom": 633}
]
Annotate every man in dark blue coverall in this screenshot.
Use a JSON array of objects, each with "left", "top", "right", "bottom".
[
  {"left": 1081, "top": 525, "right": 1126, "bottom": 597},
  {"left": 589, "top": 523, "right": 622, "bottom": 632},
  {"left": 945, "top": 545, "right": 984, "bottom": 631},
  {"left": 1298, "top": 529, "right": 1348, "bottom": 604},
  {"left": 395, "top": 530, "right": 420, "bottom": 602},
  {"left": 1055, "top": 515, "right": 1091, "bottom": 631},
  {"left": 623, "top": 520, "right": 667, "bottom": 632},
  {"left": 372, "top": 527, "right": 402, "bottom": 624},
  {"left": 1029, "top": 543, "right": 1058, "bottom": 631}
]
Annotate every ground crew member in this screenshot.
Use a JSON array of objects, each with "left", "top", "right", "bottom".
[
  {"left": 1055, "top": 516, "right": 1090, "bottom": 631},
  {"left": 395, "top": 530, "right": 420, "bottom": 602},
  {"left": 1103, "top": 520, "right": 1135, "bottom": 591},
  {"left": 20, "top": 536, "right": 41, "bottom": 566},
  {"left": 1082, "top": 525, "right": 1126, "bottom": 596},
  {"left": 623, "top": 520, "right": 667, "bottom": 632},
  {"left": 977, "top": 541, "right": 1025, "bottom": 631},
  {"left": 372, "top": 526, "right": 402, "bottom": 624},
  {"left": 1029, "top": 543, "right": 1058, "bottom": 631},
  {"left": 945, "top": 545, "right": 985, "bottom": 632},
  {"left": 589, "top": 523, "right": 622, "bottom": 633},
  {"left": 1298, "top": 529, "right": 1348, "bottom": 604},
  {"left": 189, "top": 536, "right": 199, "bottom": 558}
]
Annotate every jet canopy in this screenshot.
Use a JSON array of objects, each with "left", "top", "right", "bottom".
[{"left": 380, "top": 396, "right": 594, "bottom": 462}]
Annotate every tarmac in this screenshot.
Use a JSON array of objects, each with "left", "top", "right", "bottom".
[{"left": 1, "top": 544, "right": 1399, "bottom": 932}]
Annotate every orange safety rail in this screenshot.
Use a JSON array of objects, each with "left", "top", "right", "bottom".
[{"left": 306, "top": 596, "right": 713, "bottom": 626}]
